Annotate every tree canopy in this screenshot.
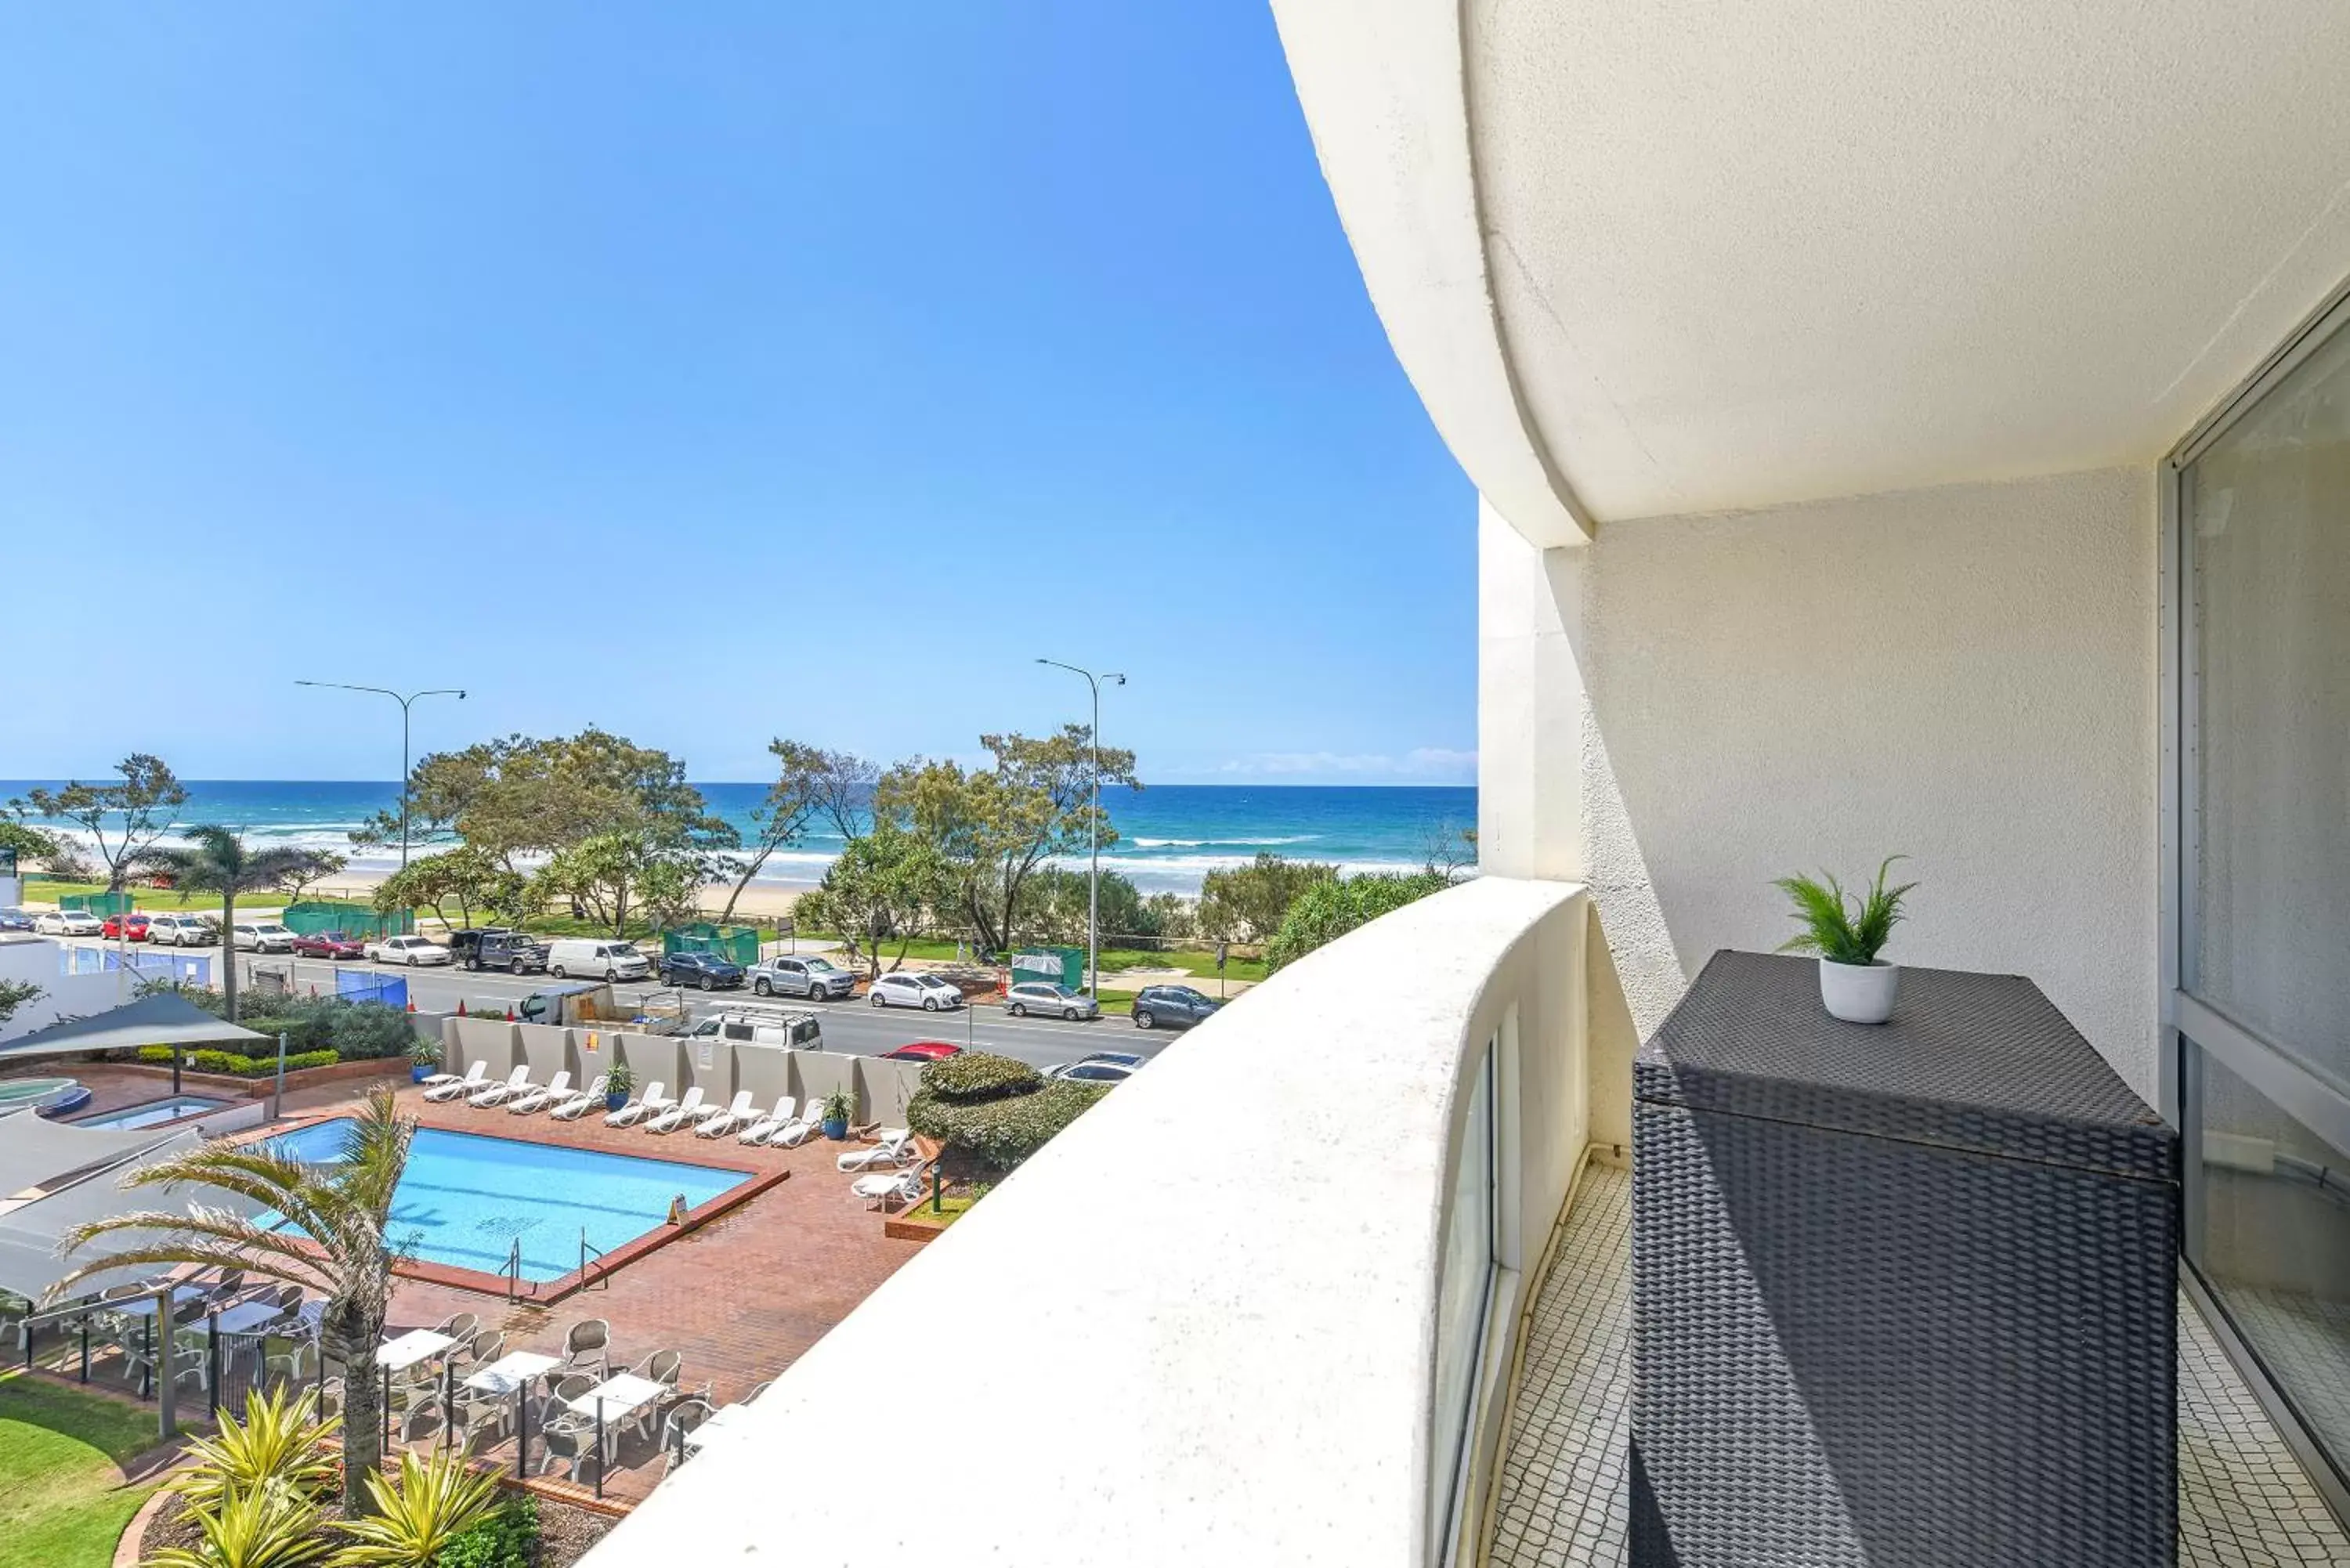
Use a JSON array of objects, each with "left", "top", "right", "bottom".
[
  {"left": 1264, "top": 869, "right": 1452, "bottom": 972},
  {"left": 11, "top": 754, "right": 188, "bottom": 891},
  {"left": 1196, "top": 852, "right": 1340, "bottom": 944},
  {"left": 794, "top": 824, "right": 952, "bottom": 978}
]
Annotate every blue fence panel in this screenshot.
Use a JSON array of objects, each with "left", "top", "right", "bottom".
[{"left": 335, "top": 970, "right": 407, "bottom": 1010}]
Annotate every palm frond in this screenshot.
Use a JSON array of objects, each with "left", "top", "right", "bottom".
[
  {"left": 334, "top": 1450, "right": 504, "bottom": 1565},
  {"left": 173, "top": 1385, "right": 340, "bottom": 1508},
  {"left": 141, "top": 1481, "right": 330, "bottom": 1568}
]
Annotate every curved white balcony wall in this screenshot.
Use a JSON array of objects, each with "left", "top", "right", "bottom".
[{"left": 582, "top": 876, "right": 1596, "bottom": 1568}]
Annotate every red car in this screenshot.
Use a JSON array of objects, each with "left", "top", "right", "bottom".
[
  {"left": 880, "top": 1041, "right": 964, "bottom": 1064},
  {"left": 100, "top": 913, "right": 151, "bottom": 941},
  {"left": 291, "top": 930, "right": 367, "bottom": 959}
]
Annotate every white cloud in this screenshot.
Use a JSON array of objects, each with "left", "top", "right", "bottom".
[{"left": 1216, "top": 746, "right": 1477, "bottom": 782}]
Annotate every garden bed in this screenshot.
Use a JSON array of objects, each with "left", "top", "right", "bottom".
[
  {"left": 138, "top": 1483, "right": 613, "bottom": 1566},
  {"left": 105, "top": 1056, "right": 412, "bottom": 1099}
]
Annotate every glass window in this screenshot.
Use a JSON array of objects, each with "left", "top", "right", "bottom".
[
  {"left": 2189, "top": 1043, "right": 2350, "bottom": 1477},
  {"left": 1430, "top": 1046, "right": 1496, "bottom": 1557},
  {"left": 2186, "top": 316, "right": 2350, "bottom": 1082}
]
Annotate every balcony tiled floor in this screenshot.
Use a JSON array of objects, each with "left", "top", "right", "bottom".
[{"left": 1487, "top": 1162, "right": 2350, "bottom": 1568}]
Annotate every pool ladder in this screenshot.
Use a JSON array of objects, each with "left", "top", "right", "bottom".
[{"left": 578, "top": 1228, "right": 609, "bottom": 1292}]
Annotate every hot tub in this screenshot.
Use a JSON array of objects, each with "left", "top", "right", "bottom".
[{"left": 0, "top": 1077, "right": 92, "bottom": 1118}]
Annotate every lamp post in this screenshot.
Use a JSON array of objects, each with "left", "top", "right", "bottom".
[
  {"left": 1035, "top": 659, "right": 1124, "bottom": 999},
  {"left": 295, "top": 681, "right": 465, "bottom": 932}
]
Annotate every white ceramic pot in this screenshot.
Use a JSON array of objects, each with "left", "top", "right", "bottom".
[{"left": 1819, "top": 958, "right": 1899, "bottom": 1024}]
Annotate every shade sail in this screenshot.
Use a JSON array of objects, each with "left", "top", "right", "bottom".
[
  {"left": 0, "top": 992, "right": 266, "bottom": 1061},
  {"left": 0, "top": 1116, "right": 188, "bottom": 1199},
  {"left": 0, "top": 1128, "right": 237, "bottom": 1302}
]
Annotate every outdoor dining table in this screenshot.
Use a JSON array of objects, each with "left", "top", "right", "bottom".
[
  {"left": 465, "top": 1350, "right": 562, "bottom": 1476},
  {"left": 108, "top": 1285, "right": 208, "bottom": 1319},
  {"left": 374, "top": 1330, "right": 457, "bottom": 1453},
  {"left": 565, "top": 1371, "right": 671, "bottom": 1498},
  {"left": 681, "top": 1401, "right": 751, "bottom": 1455}
]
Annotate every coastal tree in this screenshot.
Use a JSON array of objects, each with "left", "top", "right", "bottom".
[
  {"left": 53, "top": 1088, "right": 416, "bottom": 1519},
  {"left": 1423, "top": 821, "right": 1478, "bottom": 882},
  {"left": 877, "top": 726, "right": 1137, "bottom": 954},
  {"left": 532, "top": 826, "right": 721, "bottom": 938},
  {"left": 371, "top": 845, "right": 528, "bottom": 932},
  {"left": 0, "top": 979, "right": 43, "bottom": 1027},
  {"left": 1195, "top": 852, "right": 1339, "bottom": 944},
  {"left": 149, "top": 827, "right": 344, "bottom": 1022},
  {"left": 12, "top": 754, "right": 189, "bottom": 907},
  {"left": 716, "top": 740, "right": 876, "bottom": 923},
  {"left": 794, "top": 824, "right": 951, "bottom": 979},
  {"left": 0, "top": 820, "right": 65, "bottom": 876},
  {"left": 1014, "top": 867, "right": 1159, "bottom": 945},
  {"left": 1265, "top": 869, "right": 1452, "bottom": 972}
]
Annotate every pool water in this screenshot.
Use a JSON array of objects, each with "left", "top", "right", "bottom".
[
  {"left": 266, "top": 1119, "right": 749, "bottom": 1283},
  {"left": 76, "top": 1096, "right": 230, "bottom": 1130}
]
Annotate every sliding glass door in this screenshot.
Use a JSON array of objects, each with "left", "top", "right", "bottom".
[{"left": 2178, "top": 291, "right": 2350, "bottom": 1503}]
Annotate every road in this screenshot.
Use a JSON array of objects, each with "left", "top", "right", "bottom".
[{"left": 86, "top": 941, "right": 1177, "bottom": 1073}]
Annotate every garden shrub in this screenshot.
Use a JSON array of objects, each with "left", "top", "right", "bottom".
[
  {"left": 434, "top": 1495, "right": 538, "bottom": 1568},
  {"left": 1265, "top": 870, "right": 1452, "bottom": 972},
  {"left": 916, "top": 1050, "right": 1040, "bottom": 1103},
  {"left": 907, "top": 1078, "right": 1108, "bottom": 1168},
  {"left": 135, "top": 1046, "right": 337, "bottom": 1077},
  {"left": 324, "top": 1001, "right": 414, "bottom": 1060}
]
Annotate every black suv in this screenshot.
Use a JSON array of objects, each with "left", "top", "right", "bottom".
[
  {"left": 660, "top": 951, "right": 746, "bottom": 991},
  {"left": 1130, "top": 984, "right": 1220, "bottom": 1031},
  {"left": 454, "top": 928, "right": 550, "bottom": 974}
]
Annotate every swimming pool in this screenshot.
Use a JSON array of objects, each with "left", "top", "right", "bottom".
[
  {"left": 75, "top": 1096, "right": 233, "bottom": 1130},
  {"left": 267, "top": 1119, "right": 750, "bottom": 1283}
]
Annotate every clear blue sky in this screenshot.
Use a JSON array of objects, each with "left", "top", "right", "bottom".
[{"left": 0, "top": 5, "right": 1475, "bottom": 786}]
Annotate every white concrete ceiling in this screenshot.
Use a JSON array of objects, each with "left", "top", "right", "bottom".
[{"left": 1274, "top": 0, "right": 2350, "bottom": 538}]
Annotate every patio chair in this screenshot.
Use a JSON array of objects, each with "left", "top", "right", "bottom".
[
  {"left": 630, "top": 1349, "right": 684, "bottom": 1442},
  {"left": 560, "top": 1319, "right": 610, "bottom": 1380},
  {"left": 433, "top": 1312, "right": 481, "bottom": 1346},
  {"left": 536, "top": 1422, "right": 603, "bottom": 1488},
  {"left": 422, "top": 1061, "right": 489, "bottom": 1103},
  {"left": 852, "top": 1165, "right": 927, "bottom": 1210},
  {"left": 548, "top": 1074, "right": 607, "bottom": 1121},
  {"left": 468, "top": 1066, "right": 533, "bottom": 1109},
  {"left": 605, "top": 1082, "right": 671, "bottom": 1129},
  {"left": 505, "top": 1071, "right": 572, "bottom": 1115},
  {"left": 739, "top": 1097, "right": 795, "bottom": 1144},
  {"left": 645, "top": 1086, "right": 707, "bottom": 1134},
  {"left": 694, "top": 1090, "right": 757, "bottom": 1140},
  {"left": 660, "top": 1398, "right": 714, "bottom": 1476},
  {"left": 746, "top": 1379, "right": 774, "bottom": 1404},
  {"left": 465, "top": 1330, "right": 505, "bottom": 1369},
  {"left": 266, "top": 1338, "right": 319, "bottom": 1389},
  {"left": 418, "top": 1059, "right": 474, "bottom": 1090},
  {"left": 837, "top": 1129, "right": 916, "bottom": 1172},
  {"left": 769, "top": 1104, "right": 822, "bottom": 1148}
]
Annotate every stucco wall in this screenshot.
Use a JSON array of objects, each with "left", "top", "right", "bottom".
[{"left": 1483, "top": 466, "right": 2161, "bottom": 1100}]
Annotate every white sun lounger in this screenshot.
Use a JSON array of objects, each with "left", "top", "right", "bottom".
[
  {"left": 837, "top": 1129, "right": 916, "bottom": 1172},
  {"left": 549, "top": 1075, "right": 608, "bottom": 1121},
  {"left": 606, "top": 1082, "right": 671, "bottom": 1128},
  {"left": 739, "top": 1097, "right": 797, "bottom": 1144},
  {"left": 695, "top": 1091, "right": 757, "bottom": 1140},
  {"left": 468, "top": 1066, "right": 533, "bottom": 1108},
  {"left": 418, "top": 1062, "right": 472, "bottom": 1090},
  {"left": 645, "top": 1086, "right": 707, "bottom": 1134},
  {"left": 851, "top": 1166, "right": 926, "bottom": 1209},
  {"left": 506, "top": 1071, "right": 573, "bottom": 1115},
  {"left": 422, "top": 1063, "right": 489, "bottom": 1104}
]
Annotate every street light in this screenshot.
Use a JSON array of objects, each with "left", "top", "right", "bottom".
[
  {"left": 1035, "top": 659, "right": 1124, "bottom": 999},
  {"left": 295, "top": 681, "right": 466, "bottom": 931}
]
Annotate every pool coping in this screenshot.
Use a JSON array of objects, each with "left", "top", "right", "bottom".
[{"left": 250, "top": 1113, "right": 791, "bottom": 1305}]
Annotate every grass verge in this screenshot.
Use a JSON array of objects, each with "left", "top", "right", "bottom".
[{"left": 0, "top": 1371, "right": 167, "bottom": 1568}]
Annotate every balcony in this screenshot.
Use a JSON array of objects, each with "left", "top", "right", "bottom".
[{"left": 579, "top": 877, "right": 2346, "bottom": 1566}]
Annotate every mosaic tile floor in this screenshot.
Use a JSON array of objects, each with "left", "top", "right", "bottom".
[{"left": 1486, "top": 1162, "right": 2350, "bottom": 1567}]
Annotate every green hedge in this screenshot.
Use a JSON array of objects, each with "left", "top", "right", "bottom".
[
  {"left": 916, "top": 1051, "right": 1041, "bottom": 1103},
  {"left": 139, "top": 992, "right": 414, "bottom": 1061},
  {"left": 906, "top": 1079, "right": 1108, "bottom": 1168},
  {"left": 135, "top": 1046, "right": 338, "bottom": 1078},
  {"left": 434, "top": 1497, "right": 537, "bottom": 1568}
]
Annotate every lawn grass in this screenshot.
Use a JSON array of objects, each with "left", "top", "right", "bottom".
[
  {"left": 0, "top": 1372, "right": 167, "bottom": 1568},
  {"left": 20, "top": 878, "right": 225, "bottom": 914},
  {"left": 801, "top": 931, "right": 1268, "bottom": 983}
]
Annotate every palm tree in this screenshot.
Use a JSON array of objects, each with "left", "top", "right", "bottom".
[
  {"left": 53, "top": 1088, "right": 414, "bottom": 1517},
  {"left": 148, "top": 826, "right": 340, "bottom": 1022}
]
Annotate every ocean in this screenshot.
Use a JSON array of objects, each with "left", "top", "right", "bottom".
[{"left": 0, "top": 780, "right": 1477, "bottom": 897}]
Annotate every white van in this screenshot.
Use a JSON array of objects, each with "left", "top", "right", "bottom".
[
  {"left": 685, "top": 1010, "right": 824, "bottom": 1050},
  {"left": 546, "top": 938, "right": 653, "bottom": 981}
]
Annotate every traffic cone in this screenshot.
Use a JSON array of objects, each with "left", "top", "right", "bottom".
[
  {"left": 505, "top": 1006, "right": 516, "bottom": 1021},
  {"left": 457, "top": 1000, "right": 468, "bottom": 1017},
  {"left": 406, "top": 998, "right": 417, "bottom": 1013}
]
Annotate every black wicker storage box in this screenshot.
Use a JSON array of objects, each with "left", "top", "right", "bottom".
[{"left": 1632, "top": 951, "right": 2178, "bottom": 1567}]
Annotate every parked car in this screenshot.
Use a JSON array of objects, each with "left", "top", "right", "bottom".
[
  {"left": 867, "top": 971, "right": 967, "bottom": 1013},
  {"left": 1004, "top": 981, "right": 1101, "bottom": 1021},
  {"left": 880, "top": 1040, "right": 963, "bottom": 1063},
  {"left": 100, "top": 912, "right": 152, "bottom": 941},
  {"left": 546, "top": 938, "right": 651, "bottom": 981},
  {"left": 747, "top": 954, "right": 858, "bottom": 1001},
  {"left": 364, "top": 934, "right": 452, "bottom": 966},
  {"left": 472, "top": 931, "right": 550, "bottom": 974},
  {"left": 1130, "top": 984, "right": 1221, "bottom": 1031},
  {"left": 443, "top": 927, "right": 514, "bottom": 966},
  {"left": 1045, "top": 1050, "right": 1147, "bottom": 1085},
  {"left": 33, "top": 909, "right": 103, "bottom": 937},
  {"left": 0, "top": 909, "right": 33, "bottom": 932},
  {"left": 685, "top": 1010, "right": 825, "bottom": 1049},
  {"left": 660, "top": 951, "right": 746, "bottom": 991},
  {"left": 232, "top": 921, "right": 296, "bottom": 952},
  {"left": 146, "top": 912, "right": 216, "bottom": 946},
  {"left": 290, "top": 930, "right": 367, "bottom": 959}
]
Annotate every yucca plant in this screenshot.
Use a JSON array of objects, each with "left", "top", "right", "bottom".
[
  {"left": 174, "top": 1386, "right": 341, "bottom": 1510},
  {"left": 1773, "top": 856, "right": 1916, "bottom": 965},
  {"left": 142, "top": 1482, "right": 330, "bottom": 1568},
  {"left": 332, "top": 1450, "right": 506, "bottom": 1567}
]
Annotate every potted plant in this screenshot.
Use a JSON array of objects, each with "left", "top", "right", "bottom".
[
  {"left": 819, "top": 1089, "right": 854, "bottom": 1141},
  {"left": 1772, "top": 856, "right": 1916, "bottom": 1024},
  {"left": 407, "top": 1038, "right": 439, "bottom": 1085},
  {"left": 604, "top": 1060, "right": 635, "bottom": 1114}
]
